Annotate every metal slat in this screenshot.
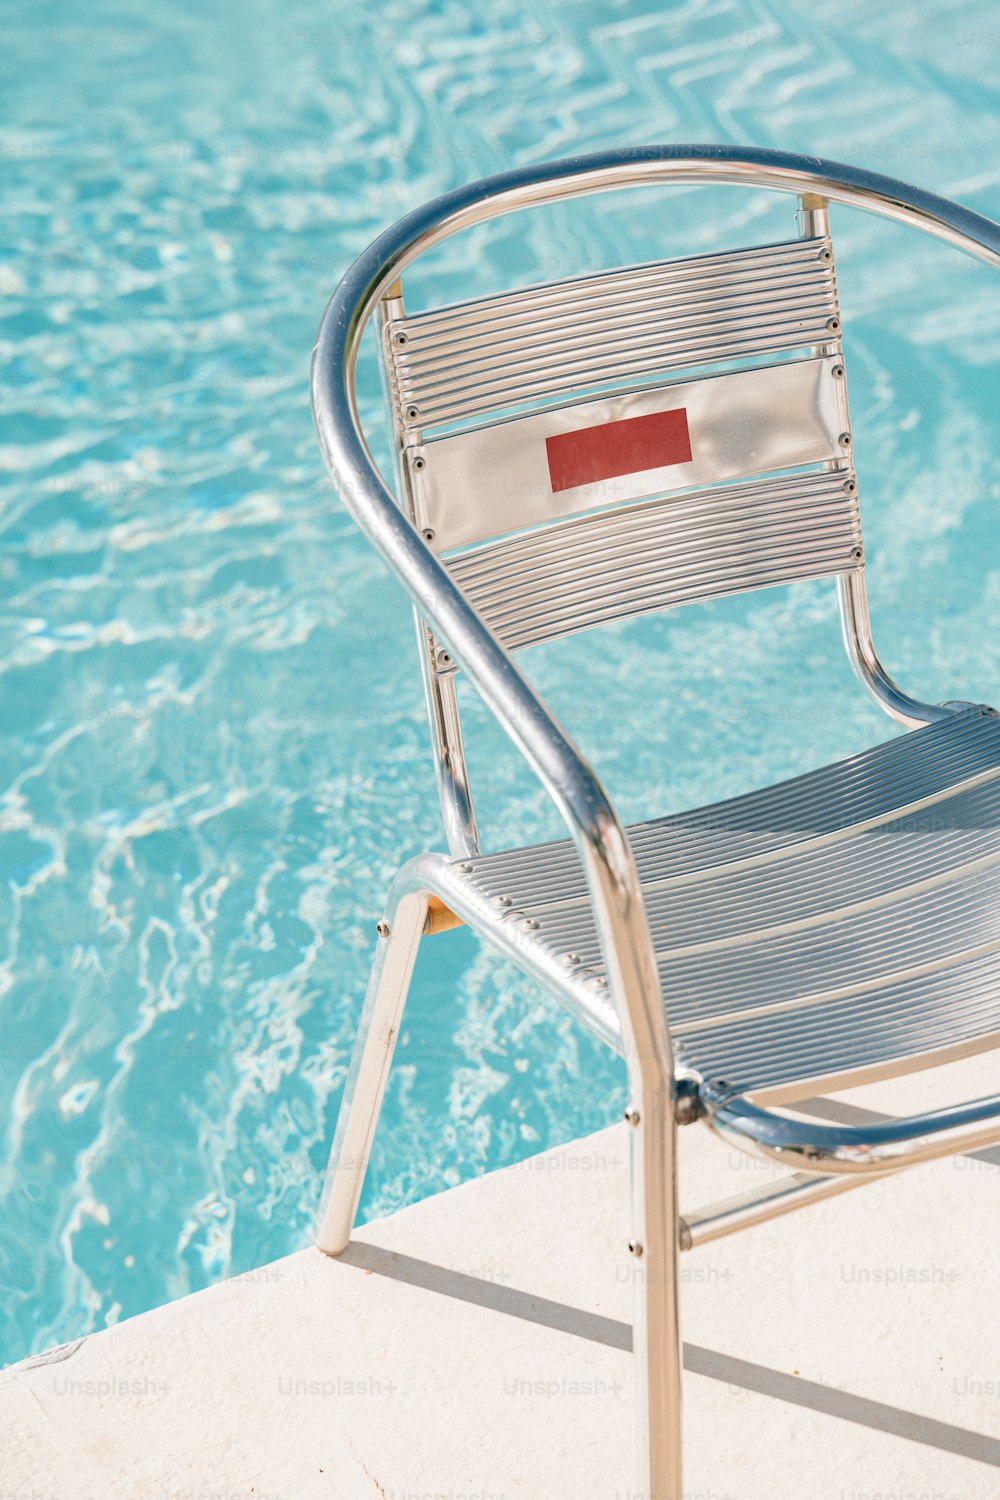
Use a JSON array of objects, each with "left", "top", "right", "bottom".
[
  {"left": 400, "top": 261, "right": 834, "bottom": 354},
  {"left": 660, "top": 858, "right": 1000, "bottom": 1026},
  {"left": 471, "top": 521, "right": 855, "bottom": 611},
  {"left": 401, "top": 287, "right": 833, "bottom": 384},
  {"left": 534, "top": 801, "right": 1000, "bottom": 959},
  {"left": 399, "top": 293, "right": 835, "bottom": 402},
  {"left": 681, "top": 948, "right": 1000, "bottom": 1101},
  {"left": 447, "top": 469, "right": 861, "bottom": 651},
  {"left": 395, "top": 238, "right": 833, "bottom": 346},
  {"left": 466, "top": 708, "right": 1000, "bottom": 900},
  {"left": 552, "top": 849, "right": 1000, "bottom": 1044},
  {"left": 399, "top": 238, "right": 831, "bottom": 342},
  {"left": 494, "top": 789, "right": 1000, "bottom": 1022},
  {"left": 439, "top": 707, "right": 1000, "bottom": 1102},
  {"left": 390, "top": 238, "right": 838, "bottom": 428},
  {"left": 465, "top": 550, "right": 855, "bottom": 653},
  {"left": 450, "top": 479, "right": 855, "bottom": 594},
  {"left": 399, "top": 321, "right": 839, "bottom": 429}
]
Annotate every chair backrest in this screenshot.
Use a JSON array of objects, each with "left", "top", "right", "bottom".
[{"left": 377, "top": 199, "right": 864, "bottom": 852}]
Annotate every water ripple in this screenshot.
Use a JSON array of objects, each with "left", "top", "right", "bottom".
[{"left": 0, "top": 0, "right": 998, "bottom": 1364}]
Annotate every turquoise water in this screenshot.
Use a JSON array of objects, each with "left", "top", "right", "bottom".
[{"left": 1, "top": 0, "right": 998, "bottom": 1364}]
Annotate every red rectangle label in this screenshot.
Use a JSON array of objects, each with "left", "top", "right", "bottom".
[{"left": 545, "top": 407, "right": 692, "bottom": 493}]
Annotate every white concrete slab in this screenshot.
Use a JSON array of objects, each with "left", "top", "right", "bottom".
[{"left": 1, "top": 1055, "right": 998, "bottom": 1499}]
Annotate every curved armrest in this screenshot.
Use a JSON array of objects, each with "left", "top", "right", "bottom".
[
  {"left": 312, "top": 299, "right": 671, "bottom": 1087},
  {"left": 703, "top": 1086, "right": 1000, "bottom": 1175}
]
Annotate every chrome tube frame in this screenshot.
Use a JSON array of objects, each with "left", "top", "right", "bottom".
[
  {"left": 375, "top": 281, "right": 482, "bottom": 858},
  {"left": 703, "top": 1085, "right": 1000, "bottom": 1175},
  {"left": 680, "top": 1167, "right": 875, "bottom": 1251},
  {"left": 312, "top": 146, "right": 1000, "bottom": 1500},
  {"left": 837, "top": 571, "right": 959, "bottom": 728},
  {"left": 316, "top": 885, "right": 429, "bottom": 1255}
]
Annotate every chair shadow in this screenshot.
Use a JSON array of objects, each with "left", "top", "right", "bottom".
[{"left": 340, "top": 1210, "right": 1000, "bottom": 1469}]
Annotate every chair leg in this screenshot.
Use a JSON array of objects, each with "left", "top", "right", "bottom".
[
  {"left": 630, "top": 1080, "right": 684, "bottom": 1500},
  {"left": 314, "top": 887, "right": 430, "bottom": 1256},
  {"left": 317, "top": 882, "right": 683, "bottom": 1493}
]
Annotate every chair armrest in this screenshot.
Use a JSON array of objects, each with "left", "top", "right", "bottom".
[
  {"left": 703, "top": 1085, "right": 1000, "bottom": 1174},
  {"left": 312, "top": 288, "right": 672, "bottom": 1087}
]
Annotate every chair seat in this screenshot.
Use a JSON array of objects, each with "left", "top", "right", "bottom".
[{"left": 455, "top": 705, "right": 1000, "bottom": 1105}]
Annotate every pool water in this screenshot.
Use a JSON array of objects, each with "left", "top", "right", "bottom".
[{"left": 1, "top": 0, "right": 999, "bottom": 1363}]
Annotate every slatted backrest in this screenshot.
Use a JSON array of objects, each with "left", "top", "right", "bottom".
[
  {"left": 382, "top": 228, "right": 863, "bottom": 657},
  {"left": 376, "top": 211, "right": 866, "bottom": 852}
]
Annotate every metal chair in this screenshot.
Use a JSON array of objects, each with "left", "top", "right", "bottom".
[{"left": 310, "top": 147, "right": 1000, "bottom": 1500}]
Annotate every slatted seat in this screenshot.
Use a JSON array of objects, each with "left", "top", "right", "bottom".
[
  {"left": 311, "top": 148, "right": 1000, "bottom": 1500},
  {"left": 457, "top": 704, "right": 1000, "bottom": 1102}
]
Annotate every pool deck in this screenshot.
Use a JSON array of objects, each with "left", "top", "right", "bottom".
[{"left": 2, "top": 1053, "right": 998, "bottom": 1499}]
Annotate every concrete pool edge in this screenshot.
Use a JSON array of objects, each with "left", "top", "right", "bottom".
[{"left": 2, "top": 1057, "right": 999, "bottom": 1499}]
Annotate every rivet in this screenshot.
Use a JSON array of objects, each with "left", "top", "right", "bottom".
[
  {"left": 458, "top": 863, "right": 473, "bottom": 874},
  {"left": 393, "top": 331, "right": 408, "bottom": 347},
  {"left": 563, "top": 952, "right": 582, "bottom": 966},
  {"left": 495, "top": 894, "right": 512, "bottom": 907},
  {"left": 831, "top": 364, "right": 845, "bottom": 379},
  {"left": 412, "top": 455, "right": 426, "bottom": 471},
  {"left": 628, "top": 1240, "right": 644, "bottom": 1258},
  {"left": 826, "top": 316, "right": 841, "bottom": 332},
  {"left": 838, "top": 432, "right": 852, "bottom": 449},
  {"left": 376, "top": 919, "right": 391, "bottom": 939},
  {"left": 843, "top": 479, "right": 857, "bottom": 495},
  {"left": 436, "top": 648, "right": 452, "bottom": 668},
  {"left": 624, "top": 1107, "right": 641, "bottom": 1127},
  {"left": 851, "top": 546, "right": 865, "bottom": 562},
  {"left": 405, "top": 404, "right": 419, "bottom": 420},
  {"left": 421, "top": 527, "right": 435, "bottom": 543},
  {"left": 522, "top": 917, "right": 540, "bottom": 930},
  {"left": 819, "top": 247, "right": 833, "bottom": 263}
]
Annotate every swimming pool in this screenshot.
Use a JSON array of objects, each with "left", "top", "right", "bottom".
[{"left": 1, "top": 0, "right": 998, "bottom": 1364}]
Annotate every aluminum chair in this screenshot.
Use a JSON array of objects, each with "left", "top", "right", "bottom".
[{"left": 310, "top": 146, "right": 1000, "bottom": 1499}]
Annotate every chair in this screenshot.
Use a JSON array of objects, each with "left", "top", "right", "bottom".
[{"left": 310, "top": 147, "right": 1000, "bottom": 1499}]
